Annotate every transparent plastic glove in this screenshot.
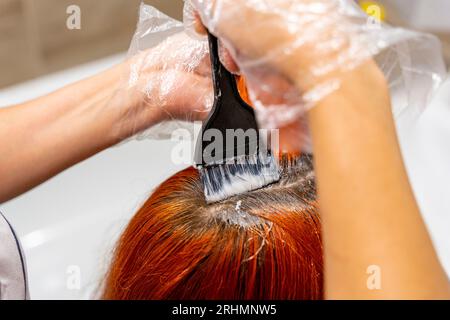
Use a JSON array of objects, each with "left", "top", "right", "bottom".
[
  {"left": 116, "top": 6, "right": 213, "bottom": 141},
  {"left": 184, "top": 0, "right": 446, "bottom": 140}
]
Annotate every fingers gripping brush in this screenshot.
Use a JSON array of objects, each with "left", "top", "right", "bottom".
[{"left": 195, "top": 32, "right": 280, "bottom": 203}]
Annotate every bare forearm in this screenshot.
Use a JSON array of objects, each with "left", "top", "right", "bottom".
[
  {"left": 0, "top": 63, "right": 152, "bottom": 203},
  {"left": 306, "top": 61, "right": 450, "bottom": 299}
]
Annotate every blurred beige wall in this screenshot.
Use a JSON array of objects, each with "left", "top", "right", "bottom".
[{"left": 0, "top": 0, "right": 184, "bottom": 88}]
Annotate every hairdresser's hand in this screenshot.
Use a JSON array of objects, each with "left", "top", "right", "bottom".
[
  {"left": 185, "top": 0, "right": 355, "bottom": 153},
  {"left": 184, "top": 0, "right": 352, "bottom": 90},
  {"left": 114, "top": 32, "right": 213, "bottom": 139}
]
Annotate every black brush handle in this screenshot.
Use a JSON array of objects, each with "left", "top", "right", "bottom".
[{"left": 195, "top": 32, "right": 260, "bottom": 166}]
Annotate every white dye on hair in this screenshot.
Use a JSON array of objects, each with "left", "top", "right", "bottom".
[{"left": 199, "top": 152, "right": 281, "bottom": 203}]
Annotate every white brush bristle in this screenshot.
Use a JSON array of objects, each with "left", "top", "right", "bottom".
[{"left": 199, "top": 153, "right": 281, "bottom": 203}]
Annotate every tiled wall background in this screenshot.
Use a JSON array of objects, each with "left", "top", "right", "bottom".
[{"left": 0, "top": 0, "right": 184, "bottom": 88}]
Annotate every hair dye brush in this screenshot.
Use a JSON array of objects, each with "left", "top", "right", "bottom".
[{"left": 195, "top": 32, "right": 280, "bottom": 203}]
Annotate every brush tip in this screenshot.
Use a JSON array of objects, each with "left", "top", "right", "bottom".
[{"left": 198, "top": 153, "right": 280, "bottom": 203}]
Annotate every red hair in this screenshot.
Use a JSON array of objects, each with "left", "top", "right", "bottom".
[{"left": 103, "top": 155, "right": 323, "bottom": 299}]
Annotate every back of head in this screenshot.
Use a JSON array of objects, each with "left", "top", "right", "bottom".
[{"left": 103, "top": 154, "right": 323, "bottom": 300}]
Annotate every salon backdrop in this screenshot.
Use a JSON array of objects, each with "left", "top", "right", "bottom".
[{"left": 0, "top": 0, "right": 449, "bottom": 299}]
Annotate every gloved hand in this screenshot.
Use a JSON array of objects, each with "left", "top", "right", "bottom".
[
  {"left": 115, "top": 31, "right": 213, "bottom": 140},
  {"left": 183, "top": 0, "right": 445, "bottom": 152},
  {"left": 182, "top": 0, "right": 379, "bottom": 152},
  {"left": 184, "top": 0, "right": 364, "bottom": 105}
]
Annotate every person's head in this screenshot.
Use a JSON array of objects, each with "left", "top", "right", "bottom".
[{"left": 103, "top": 154, "right": 323, "bottom": 300}]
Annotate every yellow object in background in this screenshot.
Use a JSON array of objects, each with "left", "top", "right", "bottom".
[{"left": 359, "top": 1, "right": 386, "bottom": 22}]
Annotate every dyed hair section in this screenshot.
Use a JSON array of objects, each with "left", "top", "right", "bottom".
[{"left": 103, "top": 155, "right": 323, "bottom": 300}]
